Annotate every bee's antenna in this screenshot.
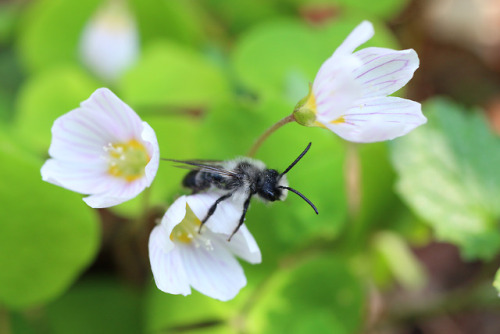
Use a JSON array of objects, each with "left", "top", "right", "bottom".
[
  {"left": 278, "top": 186, "right": 318, "bottom": 214},
  {"left": 279, "top": 142, "right": 312, "bottom": 178}
]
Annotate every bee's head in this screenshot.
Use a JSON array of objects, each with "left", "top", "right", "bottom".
[{"left": 257, "top": 169, "right": 288, "bottom": 202}]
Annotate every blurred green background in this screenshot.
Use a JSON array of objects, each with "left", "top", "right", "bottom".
[{"left": 2, "top": 0, "right": 500, "bottom": 333}]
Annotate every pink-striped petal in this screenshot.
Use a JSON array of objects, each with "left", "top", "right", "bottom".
[
  {"left": 313, "top": 54, "right": 363, "bottom": 120},
  {"left": 353, "top": 47, "right": 419, "bottom": 99},
  {"left": 322, "top": 96, "right": 425, "bottom": 143}
]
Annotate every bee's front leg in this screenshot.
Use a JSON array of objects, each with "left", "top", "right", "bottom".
[{"left": 199, "top": 192, "right": 234, "bottom": 233}]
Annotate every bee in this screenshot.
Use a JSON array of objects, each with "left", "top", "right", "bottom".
[{"left": 166, "top": 143, "right": 318, "bottom": 240}]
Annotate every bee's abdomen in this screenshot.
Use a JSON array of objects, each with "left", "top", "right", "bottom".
[
  {"left": 182, "top": 170, "right": 201, "bottom": 191},
  {"left": 182, "top": 170, "right": 230, "bottom": 193}
]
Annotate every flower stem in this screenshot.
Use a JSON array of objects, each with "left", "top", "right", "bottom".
[
  {"left": 247, "top": 114, "right": 296, "bottom": 157},
  {"left": 345, "top": 142, "right": 361, "bottom": 221}
]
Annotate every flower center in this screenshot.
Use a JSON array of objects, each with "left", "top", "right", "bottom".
[
  {"left": 170, "top": 205, "right": 214, "bottom": 251},
  {"left": 105, "top": 139, "right": 150, "bottom": 182}
]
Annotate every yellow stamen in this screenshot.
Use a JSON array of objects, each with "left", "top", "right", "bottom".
[
  {"left": 330, "top": 116, "right": 346, "bottom": 124},
  {"left": 106, "top": 139, "right": 150, "bottom": 182}
]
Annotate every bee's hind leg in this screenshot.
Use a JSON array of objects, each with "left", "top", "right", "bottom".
[
  {"left": 199, "top": 193, "right": 233, "bottom": 233},
  {"left": 228, "top": 193, "right": 254, "bottom": 242}
]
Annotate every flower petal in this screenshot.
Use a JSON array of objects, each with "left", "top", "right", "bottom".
[
  {"left": 81, "top": 88, "right": 143, "bottom": 141},
  {"left": 41, "top": 159, "right": 111, "bottom": 194},
  {"left": 332, "top": 21, "right": 374, "bottom": 57},
  {"left": 158, "top": 196, "right": 188, "bottom": 252},
  {"left": 141, "top": 121, "right": 160, "bottom": 186},
  {"left": 149, "top": 225, "right": 191, "bottom": 296},
  {"left": 180, "top": 239, "right": 246, "bottom": 301},
  {"left": 313, "top": 54, "right": 363, "bottom": 120},
  {"left": 186, "top": 193, "right": 242, "bottom": 236},
  {"left": 82, "top": 178, "right": 148, "bottom": 208},
  {"left": 323, "top": 96, "right": 426, "bottom": 143},
  {"left": 353, "top": 47, "right": 419, "bottom": 99},
  {"left": 48, "top": 106, "right": 117, "bottom": 162},
  {"left": 224, "top": 225, "right": 261, "bottom": 264}
]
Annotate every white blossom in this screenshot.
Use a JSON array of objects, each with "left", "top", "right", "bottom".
[
  {"left": 79, "top": 0, "right": 139, "bottom": 82},
  {"left": 294, "top": 21, "right": 426, "bottom": 142},
  {"left": 149, "top": 194, "right": 261, "bottom": 301},
  {"left": 41, "top": 88, "right": 159, "bottom": 208}
]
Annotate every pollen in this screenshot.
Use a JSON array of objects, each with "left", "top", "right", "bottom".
[{"left": 105, "top": 139, "right": 150, "bottom": 182}]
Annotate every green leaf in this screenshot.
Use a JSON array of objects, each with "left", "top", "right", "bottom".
[
  {"left": 195, "top": 100, "right": 266, "bottom": 158},
  {"left": 203, "top": 0, "right": 283, "bottom": 34},
  {"left": 14, "top": 65, "right": 100, "bottom": 153},
  {"left": 390, "top": 98, "right": 500, "bottom": 260},
  {"left": 145, "top": 285, "right": 239, "bottom": 334},
  {"left": 17, "top": 0, "right": 101, "bottom": 72},
  {"left": 247, "top": 256, "right": 364, "bottom": 334},
  {"left": 0, "top": 2, "right": 21, "bottom": 44},
  {"left": 232, "top": 19, "right": 322, "bottom": 101},
  {"left": 45, "top": 277, "right": 141, "bottom": 334},
  {"left": 121, "top": 41, "right": 229, "bottom": 108},
  {"left": 0, "top": 132, "right": 99, "bottom": 309},
  {"left": 129, "top": 0, "right": 207, "bottom": 47}
]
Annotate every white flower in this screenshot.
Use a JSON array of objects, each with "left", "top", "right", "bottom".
[
  {"left": 294, "top": 21, "right": 426, "bottom": 143},
  {"left": 79, "top": 0, "right": 139, "bottom": 82},
  {"left": 148, "top": 193, "right": 261, "bottom": 301},
  {"left": 41, "top": 88, "right": 159, "bottom": 208}
]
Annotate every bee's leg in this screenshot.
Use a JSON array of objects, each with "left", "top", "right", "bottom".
[
  {"left": 227, "top": 193, "right": 253, "bottom": 242},
  {"left": 199, "top": 193, "right": 233, "bottom": 233}
]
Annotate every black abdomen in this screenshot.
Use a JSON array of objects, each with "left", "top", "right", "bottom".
[
  {"left": 182, "top": 170, "right": 230, "bottom": 193},
  {"left": 182, "top": 170, "right": 200, "bottom": 190}
]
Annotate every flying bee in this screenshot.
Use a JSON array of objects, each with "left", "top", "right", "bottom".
[{"left": 165, "top": 142, "right": 318, "bottom": 241}]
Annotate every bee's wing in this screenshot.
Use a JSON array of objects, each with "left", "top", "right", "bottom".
[{"left": 164, "top": 159, "right": 237, "bottom": 177}]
